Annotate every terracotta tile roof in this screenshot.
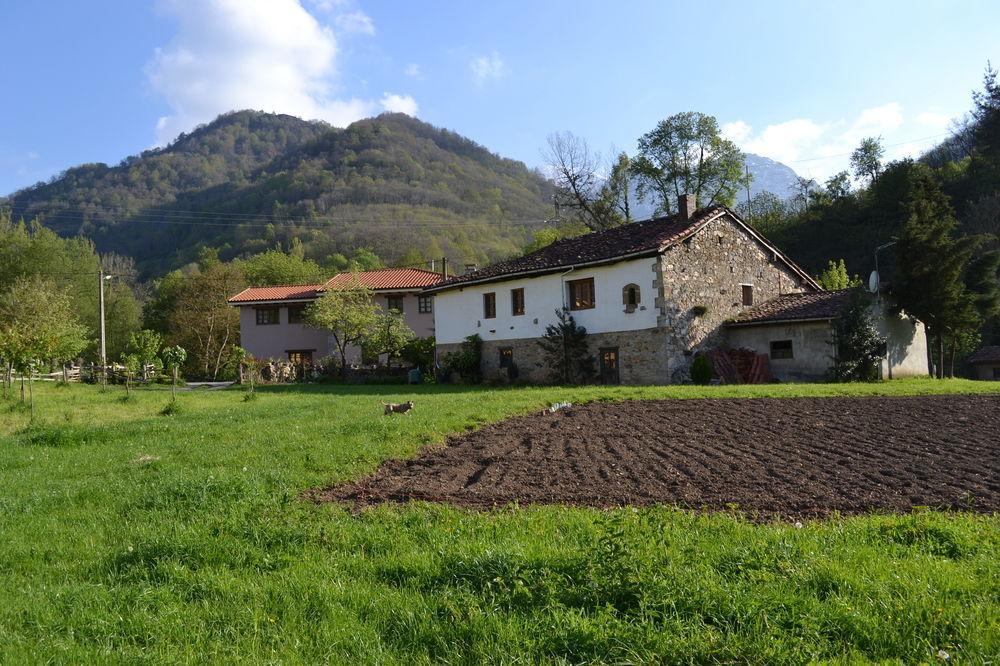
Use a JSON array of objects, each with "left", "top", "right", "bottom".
[
  {"left": 322, "top": 268, "right": 444, "bottom": 291},
  {"left": 425, "top": 206, "right": 819, "bottom": 293},
  {"left": 228, "top": 283, "right": 322, "bottom": 303},
  {"left": 228, "top": 268, "right": 444, "bottom": 304},
  {"left": 967, "top": 346, "right": 1000, "bottom": 364},
  {"left": 728, "top": 289, "right": 854, "bottom": 326}
]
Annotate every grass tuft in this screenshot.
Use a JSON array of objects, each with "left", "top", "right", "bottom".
[{"left": 159, "top": 399, "right": 182, "bottom": 416}]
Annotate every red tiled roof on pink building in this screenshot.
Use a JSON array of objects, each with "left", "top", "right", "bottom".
[
  {"left": 228, "top": 268, "right": 444, "bottom": 304},
  {"left": 228, "top": 284, "right": 323, "bottom": 304},
  {"left": 322, "top": 268, "right": 444, "bottom": 291}
]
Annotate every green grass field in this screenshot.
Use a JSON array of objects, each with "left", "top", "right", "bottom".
[{"left": 1, "top": 379, "right": 998, "bottom": 663}]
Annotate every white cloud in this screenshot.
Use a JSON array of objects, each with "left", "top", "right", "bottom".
[
  {"left": 380, "top": 93, "right": 418, "bottom": 116},
  {"left": 148, "top": 0, "right": 413, "bottom": 144},
  {"left": 470, "top": 51, "right": 506, "bottom": 86},
  {"left": 404, "top": 63, "right": 421, "bottom": 78},
  {"left": 915, "top": 111, "right": 952, "bottom": 129},
  {"left": 333, "top": 9, "right": 374, "bottom": 35},
  {"left": 724, "top": 103, "right": 912, "bottom": 181}
]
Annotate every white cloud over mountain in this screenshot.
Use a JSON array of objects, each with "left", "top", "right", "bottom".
[
  {"left": 148, "top": 0, "right": 414, "bottom": 145},
  {"left": 470, "top": 51, "right": 506, "bottom": 86},
  {"left": 722, "top": 103, "right": 955, "bottom": 182}
]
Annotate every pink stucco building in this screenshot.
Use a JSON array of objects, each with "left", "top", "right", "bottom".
[{"left": 228, "top": 268, "right": 443, "bottom": 367}]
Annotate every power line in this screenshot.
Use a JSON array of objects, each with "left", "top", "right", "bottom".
[{"left": 789, "top": 132, "right": 952, "bottom": 163}]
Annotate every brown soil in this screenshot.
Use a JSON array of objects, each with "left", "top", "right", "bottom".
[{"left": 317, "top": 395, "right": 1000, "bottom": 517}]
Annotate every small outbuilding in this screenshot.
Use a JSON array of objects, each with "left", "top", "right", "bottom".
[
  {"left": 966, "top": 346, "right": 1000, "bottom": 380},
  {"left": 726, "top": 289, "right": 930, "bottom": 382}
]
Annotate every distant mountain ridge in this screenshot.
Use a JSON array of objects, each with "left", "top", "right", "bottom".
[{"left": 5, "top": 111, "right": 556, "bottom": 276}]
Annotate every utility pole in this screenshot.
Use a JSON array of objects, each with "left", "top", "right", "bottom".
[
  {"left": 99, "top": 268, "right": 108, "bottom": 388},
  {"left": 745, "top": 165, "right": 752, "bottom": 219}
]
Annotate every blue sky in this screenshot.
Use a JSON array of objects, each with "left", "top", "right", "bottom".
[{"left": 1, "top": 0, "right": 997, "bottom": 195}]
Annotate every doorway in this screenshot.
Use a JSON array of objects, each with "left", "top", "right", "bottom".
[{"left": 599, "top": 347, "right": 620, "bottom": 384}]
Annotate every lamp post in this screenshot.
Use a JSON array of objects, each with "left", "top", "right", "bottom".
[{"left": 99, "top": 269, "right": 112, "bottom": 387}]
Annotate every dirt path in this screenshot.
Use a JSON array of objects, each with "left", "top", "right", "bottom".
[{"left": 317, "top": 395, "right": 1000, "bottom": 517}]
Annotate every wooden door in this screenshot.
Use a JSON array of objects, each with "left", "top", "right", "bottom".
[{"left": 599, "top": 347, "right": 620, "bottom": 385}]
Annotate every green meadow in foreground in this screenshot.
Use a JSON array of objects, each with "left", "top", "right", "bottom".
[{"left": 1, "top": 379, "right": 998, "bottom": 663}]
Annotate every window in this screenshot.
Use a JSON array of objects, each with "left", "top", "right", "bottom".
[
  {"left": 622, "top": 283, "right": 640, "bottom": 312},
  {"left": 386, "top": 295, "right": 404, "bottom": 312},
  {"left": 287, "top": 304, "right": 306, "bottom": 324},
  {"left": 483, "top": 292, "right": 496, "bottom": 319},
  {"left": 287, "top": 350, "right": 314, "bottom": 366},
  {"left": 418, "top": 295, "right": 432, "bottom": 313},
  {"left": 499, "top": 347, "right": 514, "bottom": 368},
  {"left": 255, "top": 307, "right": 279, "bottom": 325},
  {"left": 770, "top": 340, "right": 793, "bottom": 360},
  {"left": 568, "top": 277, "right": 595, "bottom": 310},
  {"left": 511, "top": 288, "right": 525, "bottom": 316},
  {"left": 741, "top": 284, "right": 754, "bottom": 306}
]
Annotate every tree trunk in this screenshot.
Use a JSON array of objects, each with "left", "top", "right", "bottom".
[
  {"left": 172, "top": 367, "right": 178, "bottom": 400},
  {"left": 28, "top": 370, "right": 34, "bottom": 420},
  {"left": 949, "top": 344, "right": 957, "bottom": 379},
  {"left": 937, "top": 334, "right": 945, "bottom": 380},
  {"left": 339, "top": 346, "right": 348, "bottom": 380}
]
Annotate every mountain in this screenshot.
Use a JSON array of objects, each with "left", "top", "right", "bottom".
[
  {"left": 743, "top": 153, "right": 801, "bottom": 200},
  {"left": 5, "top": 111, "right": 556, "bottom": 277}
]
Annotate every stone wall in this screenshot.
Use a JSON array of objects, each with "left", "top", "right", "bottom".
[
  {"left": 726, "top": 321, "right": 835, "bottom": 382},
  {"left": 438, "top": 328, "right": 672, "bottom": 385},
  {"left": 654, "top": 215, "right": 809, "bottom": 382}
]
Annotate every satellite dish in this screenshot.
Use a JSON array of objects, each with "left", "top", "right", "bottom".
[{"left": 868, "top": 270, "right": 879, "bottom": 294}]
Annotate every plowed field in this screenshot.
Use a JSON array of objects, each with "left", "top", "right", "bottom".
[{"left": 320, "top": 395, "right": 1000, "bottom": 517}]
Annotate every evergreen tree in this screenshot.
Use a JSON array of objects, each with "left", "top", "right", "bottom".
[
  {"left": 893, "top": 164, "right": 982, "bottom": 378},
  {"left": 536, "top": 308, "right": 594, "bottom": 384}
]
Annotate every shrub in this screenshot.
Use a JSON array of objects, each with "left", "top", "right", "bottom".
[
  {"left": 690, "top": 355, "right": 713, "bottom": 384},
  {"left": 442, "top": 334, "right": 482, "bottom": 383},
  {"left": 536, "top": 308, "right": 594, "bottom": 384}
]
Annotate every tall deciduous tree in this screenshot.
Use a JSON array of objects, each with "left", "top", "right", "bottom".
[
  {"left": 544, "top": 132, "right": 630, "bottom": 231},
  {"left": 893, "top": 164, "right": 982, "bottom": 378},
  {"left": 630, "top": 112, "right": 749, "bottom": 213},
  {"left": 166, "top": 261, "right": 245, "bottom": 380},
  {"left": 0, "top": 277, "right": 88, "bottom": 412},
  {"left": 850, "top": 137, "right": 885, "bottom": 185},
  {"left": 304, "top": 279, "right": 380, "bottom": 378},
  {"left": 817, "top": 259, "right": 861, "bottom": 291}
]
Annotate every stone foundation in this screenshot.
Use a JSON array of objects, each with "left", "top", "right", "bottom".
[{"left": 437, "top": 327, "right": 680, "bottom": 385}]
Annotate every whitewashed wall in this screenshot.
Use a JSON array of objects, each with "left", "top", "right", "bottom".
[{"left": 433, "top": 258, "right": 660, "bottom": 344}]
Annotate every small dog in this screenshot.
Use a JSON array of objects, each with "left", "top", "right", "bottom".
[{"left": 382, "top": 400, "right": 414, "bottom": 415}]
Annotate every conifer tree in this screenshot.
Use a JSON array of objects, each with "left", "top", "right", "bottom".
[{"left": 537, "top": 308, "right": 594, "bottom": 384}]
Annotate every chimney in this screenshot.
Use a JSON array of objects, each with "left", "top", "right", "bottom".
[{"left": 678, "top": 194, "right": 697, "bottom": 221}]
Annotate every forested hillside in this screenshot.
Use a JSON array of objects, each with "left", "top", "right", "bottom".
[{"left": 5, "top": 111, "right": 556, "bottom": 277}]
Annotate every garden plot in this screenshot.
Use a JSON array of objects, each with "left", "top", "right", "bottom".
[{"left": 321, "top": 395, "right": 1000, "bottom": 517}]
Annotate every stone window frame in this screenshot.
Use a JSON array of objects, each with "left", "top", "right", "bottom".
[
  {"left": 769, "top": 339, "right": 793, "bottom": 360},
  {"left": 511, "top": 288, "right": 525, "bottom": 316},
  {"left": 622, "top": 283, "right": 641, "bottom": 313},
  {"left": 740, "top": 283, "right": 754, "bottom": 306},
  {"left": 255, "top": 307, "right": 279, "bottom": 325},
  {"left": 483, "top": 292, "right": 497, "bottom": 319}
]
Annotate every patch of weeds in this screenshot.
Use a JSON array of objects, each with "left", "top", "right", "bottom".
[
  {"left": 874, "top": 515, "right": 973, "bottom": 558},
  {"left": 242, "top": 392, "right": 258, "bottom": 402},
  {"left": 5, "top": 400, "right": 30, "bottom": 414},
  {"left": 160, "top": 400, "right": 182, "bottom": 416},
  {"left": 117, "top": 394, "right": 137, "bottom": 404},
  {"left": 17, "top": 422, "right": 95, "bottom": 447}
]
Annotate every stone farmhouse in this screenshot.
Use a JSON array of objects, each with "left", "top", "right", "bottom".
[
  {"left": 426, "top": 197, "right": 929, "bottom": 384},
  {"left": 228, "top": 268, "right": 443, "bottom": 367}
]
